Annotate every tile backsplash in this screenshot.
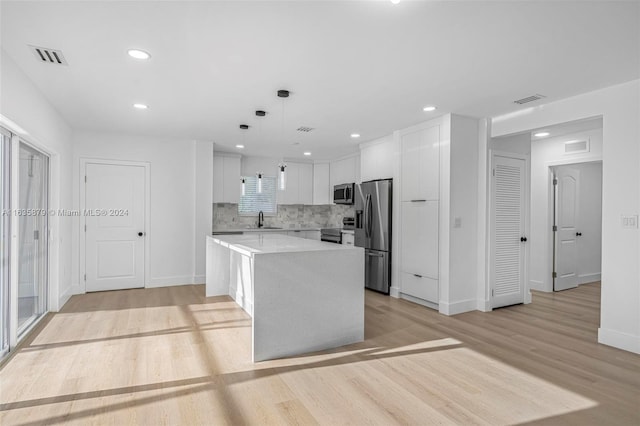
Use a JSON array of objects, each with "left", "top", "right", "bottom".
[{"left": 213, "top": 203, "right": 355, "bottom": 229}]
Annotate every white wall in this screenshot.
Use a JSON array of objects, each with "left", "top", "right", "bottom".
[
  {"left": 445, "top": 115, "right": 480, "bottom": 314},
  {"left": 72, "top": 131, "right": 211, "bottom": 289},
  {"left": 195, "top": 141, "right": 214, "bottom": 282},
  {"left": 530, "top": 128, "right": 603, "bottom": 292},
  {"left": 490, "top": 133, "right": 531, "bottom": 155},
  {"left": 491, "top": 79, "right": 640, "bottom": 354},
  {"left": 0, "top": 49, "right": 73, "bottom": 311}
]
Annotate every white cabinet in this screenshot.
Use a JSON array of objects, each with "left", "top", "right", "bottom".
[
  {"left": 213, "top": 153, "right": 241, "bottom": 203},
  {"left": 399, "top": 123, "right": 441, "bottom": 305},
  {"left": 400, "top": 273, "right": 438, "bottom": 303},
  {"left": 341, "top": 231, "right": 355, "bottom": 246},
  {"left": 278, "top": 162, "right": 313, "bottom": 205},
  {"left": 401, "top": 126, "right": 439, "bottom": 201},
  {"left": 305, "top": 230, "right": 321, "bottom": 241},
  {"left": 401, "top": 201, "right": 438, "bottom": 279},
  {"left": 330, "top": 155, "right": 360, "bottom": 189},
  {"left": 360, "top": 137, "right": 395, "bottom": 183},
  {"left": 313, "top": 163, "right": 330, "bottom": 205}
]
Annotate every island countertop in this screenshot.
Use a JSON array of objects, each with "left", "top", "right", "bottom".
[{"left": 208, "top": 233, "right": 359, "bottom": 256}]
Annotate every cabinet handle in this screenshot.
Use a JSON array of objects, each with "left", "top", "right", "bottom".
[
  {"left": 413, "top": 274, "right": 423, "bottom": 278},
  {"left": 411, "top": 199, "right": 427, "bottom": 202}
]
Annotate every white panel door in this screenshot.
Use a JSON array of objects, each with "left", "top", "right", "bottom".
[
  {"left": 491, "top": 155, "right": 526, "bottom": 308},
  {"left": 554, "top": 167, "right": 580, "bottom": 291},
  {"left": 401, "top": 200, "right": 438, "bottom": 279},
  {"left": 85, "top": 163, "right": 145, "bottom": 292}
]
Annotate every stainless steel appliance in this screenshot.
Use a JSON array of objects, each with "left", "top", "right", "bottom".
[
  {"left": 333, "top": 183, "right": 354, "bottom": 204},
  {"left": 320, "top": 228, "right": 342, "bottom": 244},
  {"left": 355, "top": 179, "right": 392, "bottom": 294}
]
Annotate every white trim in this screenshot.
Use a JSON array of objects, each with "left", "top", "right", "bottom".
[
  {"left": 193, "top": 275, "right": 205, "bottom": 284},
  {"left": 358, "top": 134, "right": 394, "bottom": 150},
  {"left": 56, "top": 285, "right": 73, "bottom": 312},
  {"left": 439, "top": 299, "right": 477, "bottom": 316},
  {"left": 529, "top": 279, "right": 546, "bottom": 292},
  {"left": 389, "top": 285, "right": 400, "bottom": 298},
  {"left": 598, "top": 327, "right": 640, "bottom": 354},
  {"left": 147, "top": 276, "right": 198, "bottom": 288},
  {"left": 8, "top": 134, "right": 19, "bottom": 348},
  {"left": 578, "top": 273, "right": 601, "bottom": 285},
  {"left": 79, "top": 158, "right": 151, "bottom": 293},
  {"left": 212, "top": 151, "right": 242, "bottom": 159},
  {"left": 330, "top": 151, "right": 360, "bottom": 162}
]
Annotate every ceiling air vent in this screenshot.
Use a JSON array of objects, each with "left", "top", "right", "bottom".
[
  {"left": 296, "top": 127, "right": 314, "bottom": 133},
  {"left": 29, "top": 45, "right": 68, "bottom": 65},
  {"left": 564, "top": 139, "right": 589, "bottom": 154},
  {"left": 513, "top": 94, "right": 545, "bottom": 105}
]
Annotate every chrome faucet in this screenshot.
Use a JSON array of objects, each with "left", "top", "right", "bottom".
[{"left": 258, "top": 211, "right": 264, "bottom": 228}]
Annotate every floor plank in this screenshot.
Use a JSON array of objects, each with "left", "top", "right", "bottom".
[{"left": 1, "top": 282, "right": 638, "bottom": 425}]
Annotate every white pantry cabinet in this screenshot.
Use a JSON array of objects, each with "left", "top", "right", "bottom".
[
  {"left": 401, "top": 200, "right": 438, "bottom": 280},
  {"left": 213, "top": 153, "right": 241, "bottom": 203},
  {"left": 401, "top": 125, "right": 439, "bottom": 201},
  {"left": 399, "top": 122, "right": 441, "bottom": 305}
]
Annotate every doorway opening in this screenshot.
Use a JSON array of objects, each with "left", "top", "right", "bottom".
[{"left": 552, "top": 161, "right": 602, "bottom": 291}]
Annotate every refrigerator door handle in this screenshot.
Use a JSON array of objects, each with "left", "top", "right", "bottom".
[
  {"left": 364, "top": 194, "right": 369, "bottom": 238},
  {"left": 367, "top": 252, "right": 383, "bottom": 257},
  {"left": 367, "top": 194, "right": 373, "bottom": 238}
]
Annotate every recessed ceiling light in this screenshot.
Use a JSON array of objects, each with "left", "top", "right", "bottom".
[
  {"left": 390, "top": 0, "right": 401, "bottom": 4},
  {"left": 128, "top": 49, "right": 151, "bottom": 60},
  {"left": 133, "top": 103, "right": 148, "bottom": 110},
  {"left": 534, "top": 132, "right": 550, "bottom": 137},
  {"left": 303, "top": 152, "right": 311, "bottom": 156},
  {"left": 236, "top": 144, "right": 244, "bottom": 149},
  {"left": 350, "top": 133, "right": 360, "bottom": 138},
  {"left": 423, "top": 106, "right": 437, "bottom": 112}
]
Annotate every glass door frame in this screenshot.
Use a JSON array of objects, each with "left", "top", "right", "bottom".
[
  {"left": 0, "top": 127, "right": 11, "bottom": 357},
  {"left": 1, "top": 128, "right": 51, "bottom": 359}
]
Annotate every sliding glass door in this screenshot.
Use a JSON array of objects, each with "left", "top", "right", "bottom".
[
  {"left": 17, "top": 142, "right": 48, "bottom": 335},
  {"left": 0, "top": 129, "right": 10, "bottom": 355}
]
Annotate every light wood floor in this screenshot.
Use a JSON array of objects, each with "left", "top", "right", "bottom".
[{"left": 1, "top": 282, "right": 638, "bottom": 425}]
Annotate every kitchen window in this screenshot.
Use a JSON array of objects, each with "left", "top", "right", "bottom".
[{"left": 238, "top": 175, "right": 277, "bottom": 216}]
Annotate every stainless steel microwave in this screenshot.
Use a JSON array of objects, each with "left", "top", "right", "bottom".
[{"left": 333, "top": 183, "right": 354, "bottom": 204}]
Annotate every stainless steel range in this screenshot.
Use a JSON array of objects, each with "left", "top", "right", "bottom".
[{"left": 320, "top": 228, "right": 342, "bottom": 244}]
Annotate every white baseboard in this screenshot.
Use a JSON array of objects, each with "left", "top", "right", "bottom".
[
  {"left": 56, "top": 285, "right": 74, "bottom": 312},
  {"left": 529, "top": 279, "right": 549, "bottom": 292},
  {"left": 389, "top": 285, "right": 400, "bottom": 298},
  {"left": 477, "top": 299, "right": 492, "bottom": 312},
  {"left": 71, "top": 283, "right": 84, "bottom": 295},
  {"left": 598, "top": 327, "right": 640, "bottom": 354},
  {"left": 147, "top": 276, "right": 197, "bottom": 288},
  {"left": 439, "top": 298, "right": 477, "bottom": 316},
  {"left": 193, "top": 275, "right": 205, "bottom": 285},
  {"left": 578, "top": 273, "right": 601, "bottom": 285}
]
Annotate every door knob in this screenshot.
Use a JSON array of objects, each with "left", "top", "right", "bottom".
[
  {"left": 138, "top": 232, "right": 145, "bottom": 237},
  {"left": 576, "top": 232, "right": 582, "bottom": 236},
  {"left": 520, "top": 237, "right": 527, "bottom": 242}
]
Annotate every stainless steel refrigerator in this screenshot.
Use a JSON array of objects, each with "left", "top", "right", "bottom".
[{"left": 355, "top": 179, "right": 392, "bottom": 294}]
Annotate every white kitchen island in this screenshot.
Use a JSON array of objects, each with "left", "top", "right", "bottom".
[{"left": 206, "top": 234, "right": 364, "bottom": 362}]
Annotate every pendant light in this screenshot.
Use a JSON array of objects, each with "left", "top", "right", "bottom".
[
  {"left": 239, "top": 124, "right": 249, "bottom": 196},
  {"left": 277, "top": 90, "right": 290, "bottom": 191},
  {"left": 255, "top": 110, "right": 266, "bottom": 193}
]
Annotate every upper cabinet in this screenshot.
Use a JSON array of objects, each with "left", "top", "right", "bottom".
[
  {"left": 278, "top": 162, "right": 313, "bottom": 205},
  {"left": 213, "top": 153, "right": 241, "bottom": 203},
  {"left": 330, "top": 154, "right": 360, "bottom": 189},
  {"left": 401, "top": 125, "right": 440, "bottom": 201},
  {"left": 360, "top": 136, "right": 396, "bottom": 182},
  {"left": 312, "top": 163, "right": 330, "bottom": 205}
]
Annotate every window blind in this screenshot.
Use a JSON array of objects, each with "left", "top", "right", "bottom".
[{"left": 238, "top": 176, "right": 277, "bottom": 215}]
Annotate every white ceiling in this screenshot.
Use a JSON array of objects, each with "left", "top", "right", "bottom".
[{"left": 1, "top": 1, "right": 638, "bottom": 160}]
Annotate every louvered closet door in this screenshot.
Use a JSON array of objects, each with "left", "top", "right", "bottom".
[{"left": 491, "top": 155, "right": 526, "bottom": 308}]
